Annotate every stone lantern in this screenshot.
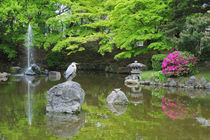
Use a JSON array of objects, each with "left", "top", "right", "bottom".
[
  {"left": 125, "top": 61, "right": 146, "bottom": 85},
  {"left": 128, "top": 60, "right": 146, "bottom": 74}
]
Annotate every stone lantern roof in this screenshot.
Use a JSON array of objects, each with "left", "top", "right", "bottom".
[{"left": 127, "top": 61, "right": 146, "bottom": 74}]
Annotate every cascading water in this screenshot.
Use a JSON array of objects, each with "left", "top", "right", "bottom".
[
  {"left": 25, "top": 24, "right": 41, "bottom": 76},
  {"left": 26, "top": 24, "right": 33, "bottom": 68}
]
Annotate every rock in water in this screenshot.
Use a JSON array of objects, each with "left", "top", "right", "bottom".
[
  {"left": 106, "top": 89, "right": 128, "bottom": 104},
  {"left": 25, "top": 64, "right": 41, "bottom": 75},
  {"left": 0, "top": 72, "right": 8, "bottom": 82},
  {"left": 200, "top": 77, "right": 207, "bottom": 85},
  {"left": 0, "top": 72, "right": 8, "bottom": 78},
  {"left": 205, "top": 83, "right": 210, "bottom": 89},
  {"left": 25, "top": 67, "right": 36, "bottom": 75},
  {"left": 46, "top": 81, "right": 85, "bottom": 113},
  {"left": 186, "top": 76, "right": 198, "bottom": 86},
  {"left": 169, "top": 79, "right": 176, "bottom": 87}
]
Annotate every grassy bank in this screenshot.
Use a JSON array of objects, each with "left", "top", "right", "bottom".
[{"left": 141, "top": 67, "right": 210, "bottom": 83}]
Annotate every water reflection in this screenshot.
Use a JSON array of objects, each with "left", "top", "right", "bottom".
[
  {"left": 46, "top": 112, "right": 85, "bottom": 138},
  {"left": 0, "top": 72, "right": 210, "bottom": 139},
  {"left": 24, "top": 76, "right": 41, "bottom": 126},
  {"left": 125, "top": 83, "right": 144, "bottom": 106},
  {"left": 161, "top": 96, "right": 196, "bottom": 120},
  {"left": 106, "top": 104, "right": 127, "bottom": 116}
]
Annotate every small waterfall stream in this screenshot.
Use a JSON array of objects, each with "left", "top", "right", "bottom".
[{"left": 26, "top": 24, "right": 33, "bottom": 68}]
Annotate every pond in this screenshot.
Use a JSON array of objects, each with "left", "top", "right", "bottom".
[{"left": 0, "top": 72, "right": 210, "bottom": 140}]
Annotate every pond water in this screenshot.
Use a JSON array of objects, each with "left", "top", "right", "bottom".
[{"left": 0, "top": 72, "right": 210, "bottom": 140}]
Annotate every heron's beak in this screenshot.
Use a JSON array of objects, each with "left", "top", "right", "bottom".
[{"left": 75, "top": 63, "right": 80, "bottom": 65}]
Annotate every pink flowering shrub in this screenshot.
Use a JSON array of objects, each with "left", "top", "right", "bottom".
[{"left": 162, "top": 51, "right": 197, "bottom": 77}]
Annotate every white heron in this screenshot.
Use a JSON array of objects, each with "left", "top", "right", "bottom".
[{"left": 64, "top": 62, "right": 78, "bottom": 80}]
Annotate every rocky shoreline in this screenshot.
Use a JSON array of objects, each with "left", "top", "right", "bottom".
[{"left": 136, "top": 76, "right": 210, "bottom": 89}]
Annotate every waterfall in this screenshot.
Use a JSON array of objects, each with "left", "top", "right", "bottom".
[{"left": 26, "top": 24, "right": 33, "bottom": 68}]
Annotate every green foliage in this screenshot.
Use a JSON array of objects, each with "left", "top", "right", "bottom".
[
  {"left": 46, "top": 52, "right": 66, "bottom": 69},
  {"left": 200, "top": 47, "right": 210, "bottom": 61},
  {"left": 44, "top": 0, "right": 171, "bottom": 59},
  {"left": 0, "top": 0, "right": 57, "bottom": 59},
  {"left": 174, "top": 13, "right": 210, "bottom": 56},
  {"left": 152, "top": 71, "right": 166, "bottom": 82},
  {"left": 151, "top": 54, "right": 168, "bottom": 71},
  {"left": 0, "top": 0, "right": 209, "bottom": 62},
  {"left": 163, "top": 0, "right": 208, "bottom": 46},
  {"left": 0, "top": 43, "right": 16, "bottom": 58}
]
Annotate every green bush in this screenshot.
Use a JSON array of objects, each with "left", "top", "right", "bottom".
[
  {"left": 46, "top": 52, "right": 66, "bottom": 69},
  {"left": 151, "top": 54, "right": 168, "bottom": 71},
  {"left": 152, "top": 71, "right": 166, "bottom": 82}
]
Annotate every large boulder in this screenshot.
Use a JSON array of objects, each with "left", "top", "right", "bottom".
[
  {"left": 106, "top": 89, "right": 128, "bottom": 104},
  {"left": 47, "top": 112, "right": 85, "bottom": 138},
  {"left": 46, "top": 81, "right": 85, "bottom": 113}
]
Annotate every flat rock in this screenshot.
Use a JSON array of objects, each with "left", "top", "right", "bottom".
[
  {"left": 178, "top": 83, "right": 185, "bottom": 88},
  {"left": 46, "top": 81, "right": 85, "bottom": 113}
]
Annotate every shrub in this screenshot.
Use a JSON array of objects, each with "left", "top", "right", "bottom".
[
  {"left": 152, "top": 71, "right": 166, "bottom": 82},
  {"left": 46, "top": 52, "right": 66, "bottom": 69},
  {"left": 151, "top": 54, "right": 168, "bottom": 70},
  {"left": 162, "top": 51, "right": 197, "bottom": 77}
]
